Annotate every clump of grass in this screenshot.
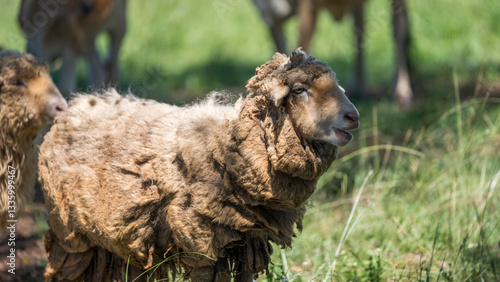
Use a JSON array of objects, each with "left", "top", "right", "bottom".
[{"left": 29, "top": 202, "right": 49, "bottom": 240}]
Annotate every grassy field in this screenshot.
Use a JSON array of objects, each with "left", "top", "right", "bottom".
[{"left": 1, "top": 0, "right": 499, "bottom": 280}]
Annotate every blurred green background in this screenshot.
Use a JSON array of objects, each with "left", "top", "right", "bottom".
[
  {"left": 2, "top": 0, "right": 500, "bottom": 104},
  {"left": 1, "top": 0, "right": 499, "bottom": 280}
]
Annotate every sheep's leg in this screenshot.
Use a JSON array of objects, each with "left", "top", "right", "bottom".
[
  {"left": 188, "top": 260, "right": 233, "bottom": 282},
  {"left": 270, "top": 22, "right": 287, "bottom": 54},
  {"left": 105, "top": 1, "right": 127, "bottom": 85},
  {"left": 233, "top": 258, "right": 254, "bottom": 282},
  {"left": 104, "top": 27, "right": 125, "bottom": 86},
  {"left": 58, "top": 47, "right": 78, "bottom": 97},
  {"left": 85, "top": 41, "right": 105, "bottom": 90},
  {"left": 189, "top": 266, "right": 216, "bottom": 282},
  {"left": 214, "top": 259, "right": 232, "bottom": 282},
  {"left": 392, "top": 0, "right": 413, "bottom": 109},
  {"left": 234, "top": 270, "right": 254, "bottom": 282},
  {"left": 352, "top": 3, "right": 367, "bottom": 98},
  {"left": 297, "top": 0, "right": 319, "bottom": 52}
]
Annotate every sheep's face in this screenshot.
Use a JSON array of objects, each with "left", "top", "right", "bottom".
[
  {"left": 247, "top": 49, "right": 359, "bottom": 146},
  {"left": 0, "top": 50, "right": 67, "bottom": 129},
  {"left": 23, "top": 72, "right": 68, "bottom": 125},
  {"left": 283, "top": 72, "right": 359, "bottom": 146}
]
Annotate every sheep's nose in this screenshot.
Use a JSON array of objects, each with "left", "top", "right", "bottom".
[
  {"left": 345, "top": 111, "right": 359, "bottom": 123},
  {"left": 344, "top": 110, "right": 360, "bottom": 129},
  {"left": 55, "top": 101, "right": 67, "bottom": 113}
]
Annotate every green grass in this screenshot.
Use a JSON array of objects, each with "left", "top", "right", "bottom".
[{"left": 1, "top": 0, "right": 499, "bottom": 280}]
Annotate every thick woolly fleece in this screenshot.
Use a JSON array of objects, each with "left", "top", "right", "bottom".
[
  {"left": 0, "top": 50, "right": 50, "bottom": 229},
  {"left": 39, "top": 52, "right": 339, "bottom": 281}
]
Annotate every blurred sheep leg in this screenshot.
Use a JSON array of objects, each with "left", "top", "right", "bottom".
[
  {"left": 85, "top": 42, "right": 105, "bottom": 90},
  {"left": 105, "top": 0, "right": 127, "bottom": 85},
  {"left": 253, "top": 0, "right": 295, "bottom": 54},
  {"left": 353, "top": 3, "right": 366, "bottom": 97},
  {"left": 297, "top": 0, "right": 318, "bottom": 52},
  {"left": 392, "top": 0, "right": 413, "bottom": 109},
  {"left": 59, "top": 48, "right": 78, "bottom": 96},
  {"left": 270, "top": 22, "right": 287, "bottom": 54}
]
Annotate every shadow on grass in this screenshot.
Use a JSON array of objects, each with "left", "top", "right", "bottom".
[{"left": 460, "top": 244, "right": 500, "bottom": 281}]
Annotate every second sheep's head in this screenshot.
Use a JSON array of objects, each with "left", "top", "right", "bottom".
[
  {"left": 246, "top": 48, "right": 359, "bottom": 146},
  {"left": 0, "top": 50, "right": 67, "bottom": 134}
]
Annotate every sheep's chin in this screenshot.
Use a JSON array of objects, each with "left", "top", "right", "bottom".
[
  {"left": 44, "top": 108, "right": 62, "bottom": 124},
  {"left": 44, "top": 114, "right": 55, "bottom": 124}
]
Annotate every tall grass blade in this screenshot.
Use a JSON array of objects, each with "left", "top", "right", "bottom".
[
  {"left": 126, "top": 256, "right": 130, "bottom": 282},
  {"left": 426, "top": 224, "right": 440, "bottom": 282},
  {"left": 324, "top": 170, "right": 373, "bottom": 281}
]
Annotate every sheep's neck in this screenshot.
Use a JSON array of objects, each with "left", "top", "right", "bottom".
[
  {"left": 0, "top": 130, "right": 37, "bottom": 223},
  {"left": 0, "top": 101, "right": 40, "bottom": 206},
  {"left": 224, "top": 96, "right": 338, "bottom": 209},
  {"left": 1, "top": 95, "right": 44, "bottom": 142}
]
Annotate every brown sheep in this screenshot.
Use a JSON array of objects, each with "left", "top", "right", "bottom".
[
  {"left": 38, "top": 49, "right": 359, "bottom": 281},
  {"left": 18, "top": 0, "right": 127, "bottom": 96},
  {"left": 0, "top": 50, "right": 67, "bottom": 230},
  {"left": 253, "top": 0, "right": 413, "bottom": 109}
]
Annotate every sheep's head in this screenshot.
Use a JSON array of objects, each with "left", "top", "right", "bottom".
[
  {"left": 0, "top": 50, "right": 67, "bottom": 133},
  {"left": 246, "top": 48, "right": 359, "bottom": 146}
]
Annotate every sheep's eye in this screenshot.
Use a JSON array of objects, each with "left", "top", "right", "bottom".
[
  {"left": 292, "top": 85, "right": 306, "bottom": 95},
  {"left": 13, "top": 80, "right": 26, "bottom": 88}
]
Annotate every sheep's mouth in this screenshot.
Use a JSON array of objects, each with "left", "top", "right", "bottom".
[{"left": 333, "top": 127, "right": 353, "bottom": 141}]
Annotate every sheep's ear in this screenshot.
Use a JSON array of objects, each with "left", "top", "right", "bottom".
[
  {"left": 270, "top": 83, "right": 289, "bottom": 107},
  {"left": 290, "top": 49, "right": 305, "bottom": 67}
]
